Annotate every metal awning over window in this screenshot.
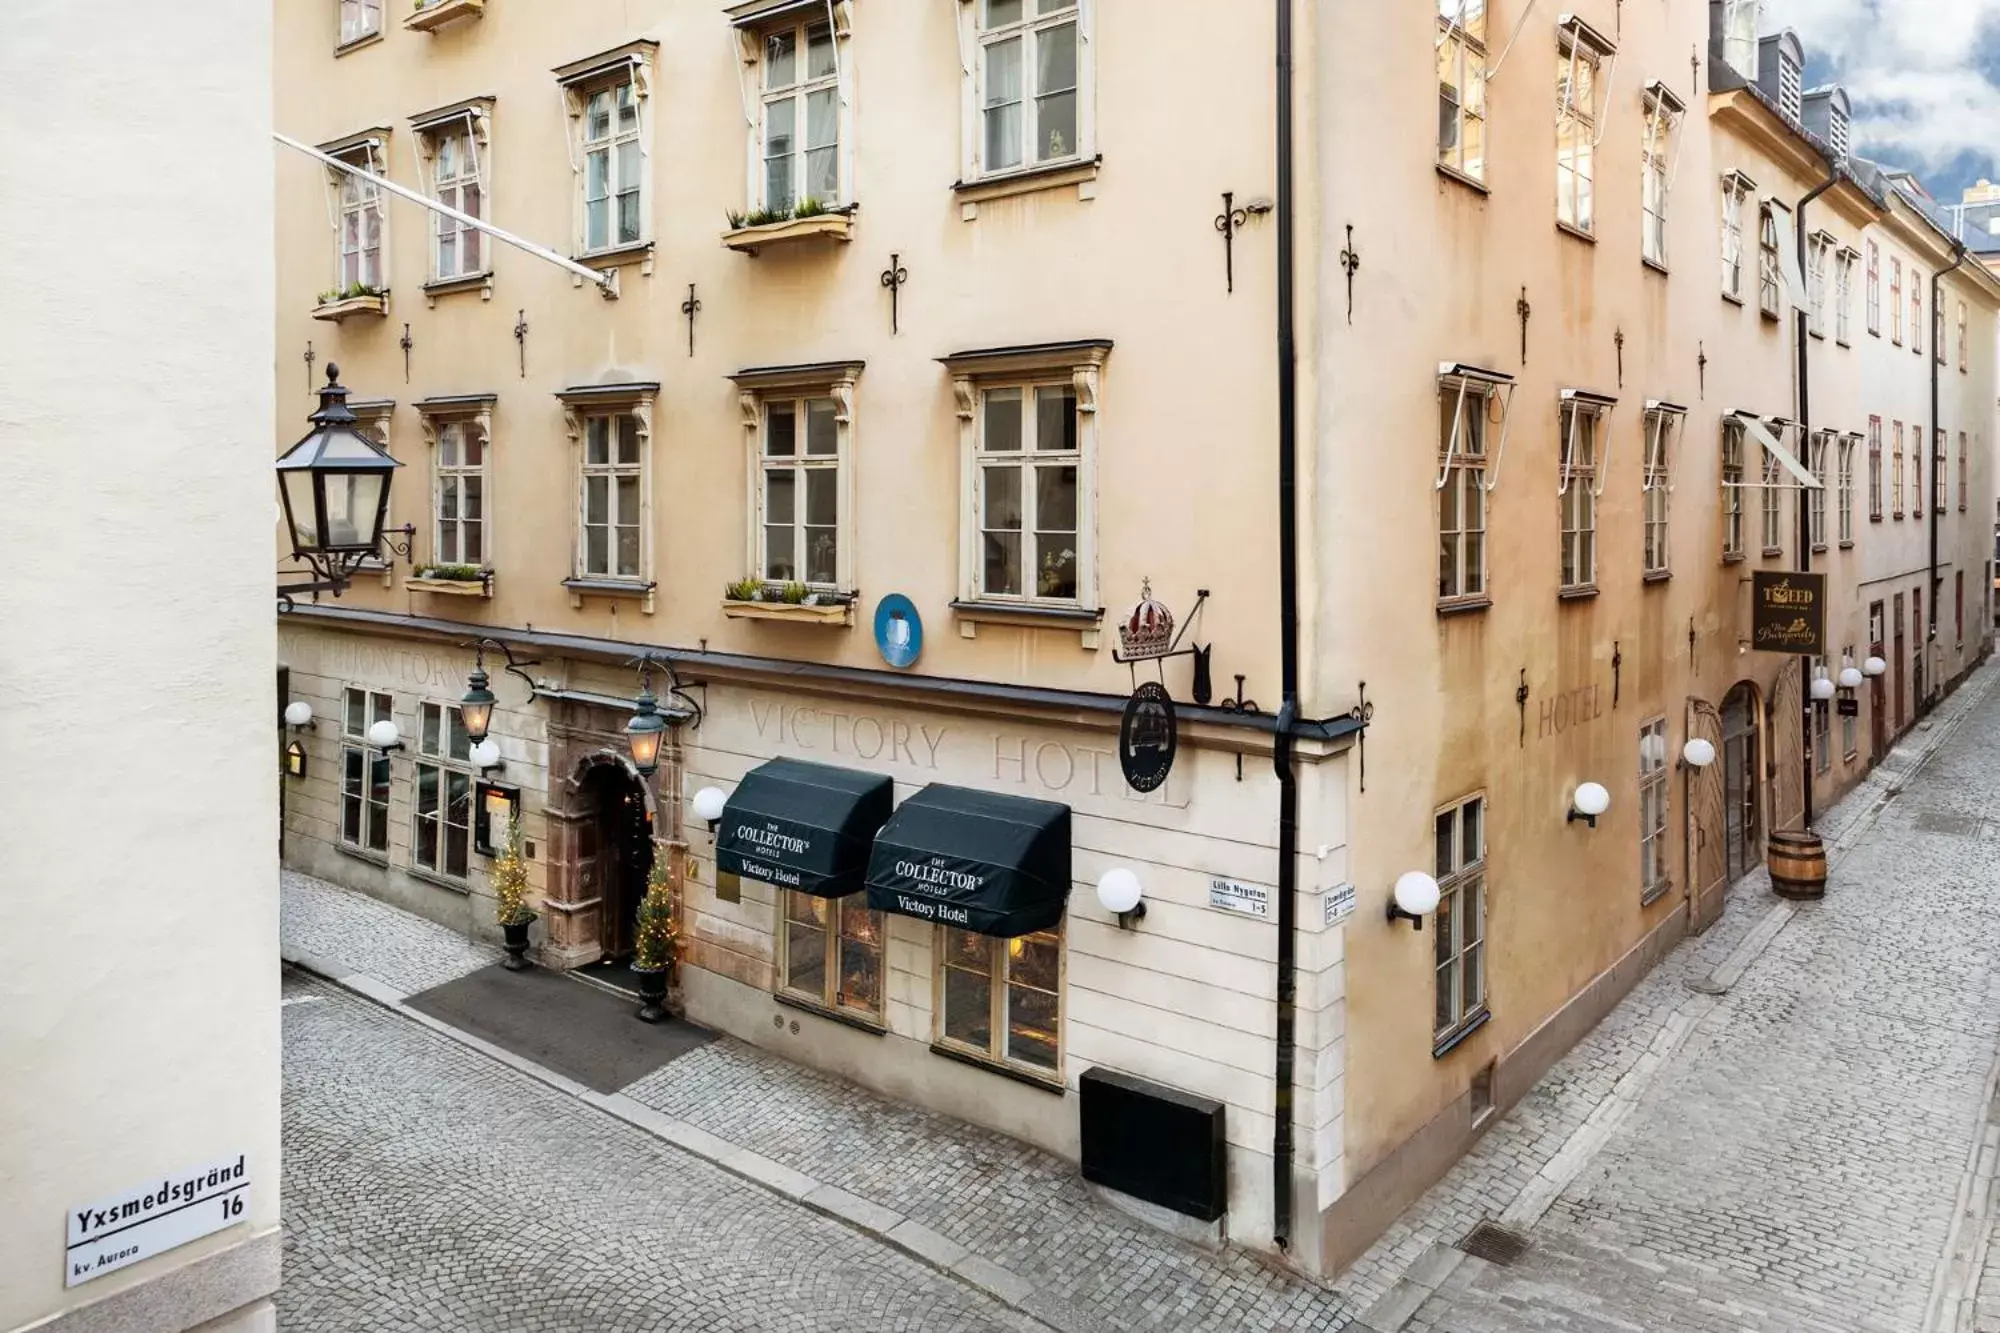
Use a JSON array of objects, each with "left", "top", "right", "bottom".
[
  {"left": 865, "top": 785, "right": 1070, "bottom": 938},
  {"left": 1559, "top": 388, "right": 1618, "bottom": 497},
  {"left": 1643, "top": 399, "right": 1689, "bottom": 492},
  {"left": 1764, "top": 196, "right": 1809, "bottom": 313},
  {"left": 715, "top": 758, "right": 893, "bottom": 898},
  {"left": 1437, "top": 362, "right": 1517, "bottom": 492},
  {"left": 1727, "top": 411, "right": 1820, "bottom": 489}
]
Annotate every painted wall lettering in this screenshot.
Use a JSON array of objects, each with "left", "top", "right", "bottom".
[{"left": 1536, "top": 683, "right": 1606, "bottom": 741}]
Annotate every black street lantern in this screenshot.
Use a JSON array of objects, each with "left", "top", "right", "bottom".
[
  {"left": 460, "top": 664, "right": 496, "bottom": 744},
  {"left": 626, "top": 680, "right": 667, "bottom": 776},
  {"left": 276, "top": 364, "right": 402, "bottom": 596}
]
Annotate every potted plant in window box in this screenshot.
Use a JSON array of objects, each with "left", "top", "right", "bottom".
[
  {"left": 721, "top": 580, "right": 856, "bottom": 625},
  {"left": 630, "top": 857, "right": 679, "bottom": 1023},
  {"left": 491, "top": 817, "right": 536, "bottom": 971},
  {"left": 313, "top": 282, "right": 390, "bottom": 322},
  {"left": 721, "top": 198, "right": 857, "bottom": 255},
  {"left": 408, "top": 563, "right": 493, "bottom": 597},
  {"left": 405, "top": 0, "right": 484, "bottom": 32}
]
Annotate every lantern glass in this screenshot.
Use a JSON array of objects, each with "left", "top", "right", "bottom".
[
  {"left": 280, "top": 470, "right": 320, "bottom": 553},
  {"left": 322, "top": 471, "right": 388, "bottom": 551},
  {"left": 628, "top": 722, "right": 664, "bottom": 775},
  {"left": 460, "top": 672, "right": 496, "bottom": 744}
]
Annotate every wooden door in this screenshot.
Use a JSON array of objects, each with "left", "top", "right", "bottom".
[
  {"left": 1913, "top": 587, "right": 1925, "bottom": 710},
  {"left": 1893, "top": 593, "right": 1906, "bottom": 732},
  {"left": 1722, "top": 687, "right": 1759, "bottom": 884},
  {"left": 1687, "top": 698, "right": 1727, "bottom": 929},
  {"left": 1769, "top": 667, "right": 1804, "bottom": 833},
  {"left": 1869, "top": 601, "right": 1887, "bottom": 761}
]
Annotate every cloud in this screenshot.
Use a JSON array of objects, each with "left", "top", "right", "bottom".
[{"left": 1766, "top": 0, "right": 2000, "bottom": 193}]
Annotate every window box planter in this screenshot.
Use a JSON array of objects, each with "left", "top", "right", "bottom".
[
  {"left": 722, "top": 585, "right": 855, "bottom": 625},
  {"left": 312, "top": 292, "right": 388, "bottom": 322},
  {"left": 408, "top": 566, "right": 493, "bottom": 597},
  {"left": 405, "top": 0, "right": 483, "bottom": 30},
  {"left": 721, "top": 209, "right": 855, "bottom": 256}
]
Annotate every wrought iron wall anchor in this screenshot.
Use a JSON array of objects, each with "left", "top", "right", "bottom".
[
  {"left": 1215, "top": 672, "right": 1262, "bottom": 781},
  {"left": 1689, "top": 617, "right": 1698, "bottom": 670},
  {"left": 1697, "top": 341, "right": 1708, "bottom": 399},
  {"left": 380, "top": 523, "right": 418, "bottom": 562},
  {"left": 1215, "top": 193, "right": 1250, "bottom": 294},
  {"left": 513, "top": 310, "right": 529, "bottom": 379},
  {"left": 1339, "top": 225, "right": 1360, "bottom": 324},
  {"left": 681, "top": 284, "right": 701, "bottom": 357},
  {"left": 1516, "top": 287, "right": 1532, "bottom": 366},
  {"left": 1614, "top": 328, "right": 1625, "bottom": 389},
  {"left": 1516, "top": 668, "right": 1530, "bottom": 747},
  {"left": 1347, "top": 682, "right": 1375, "bottom": 793},
  {"left": 880, "top": 254, "right": 909, "bottom": 334},
  {"left": 400, "top": 324, "right": 414, "bottom": 383},
  {"left": 1612, "top": 640, "right": 1624, "bottom": 708},
  {"left": 303, "top": 341, "right": 316, "bottom": 397}
]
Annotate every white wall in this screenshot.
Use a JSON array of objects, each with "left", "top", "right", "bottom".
[{"left": 0, "top": 3, "right": 279, "bottom": 1330}]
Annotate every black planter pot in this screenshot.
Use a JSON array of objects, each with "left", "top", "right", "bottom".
[
  {"left": 500, "top": 913, "right": 536, "bottom": 972},
  {"left": 632, "top": 965, "right": 669, "bottom": 1023}
]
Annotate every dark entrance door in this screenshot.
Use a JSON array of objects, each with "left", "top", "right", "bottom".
[
  {"left": 580, "top": 764, "right": 653, "bottom": 960},
  {"left": 1721, "top": 684, "right": 1760, "bottom": 885},
  {"left": 1913, "top": 586, "right": 1925, "bottom": 713},
  {"left": 1869, "top": 601, "right": 1887, "bottom": 762},
  {"left": 1893, "top": 593, "right": 1906, "bottom": 734}
]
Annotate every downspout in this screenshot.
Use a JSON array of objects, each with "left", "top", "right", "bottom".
[
  {"left": 1794, "top": 169, "right": 1836, "bottom": 830},
  {"left": 1270, "top": 0, "right": 1300, "bottom": 1255},
  {"left": 1929, "top": 241, "right": 1971, "bottom": 711}
]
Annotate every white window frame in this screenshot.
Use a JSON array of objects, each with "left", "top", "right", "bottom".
[
  {"left": 1890, "top": 257, "right": 1903, "bottom": 346},
  {"left": 413, "top": 110, "right": 491, "bottom": 285},
  {"left": 731, "top": 363, "right": 861, "bottom": 593},
  {"left": 1892, "top": 420, "right": 1905, "bottom": 518},
  {"left": 1639, "top": 718, "right": 1669, "bottom": 904},
  {"left": 1437, "top": 0, "right": 1488, "bottom": 183},
  {"left": 1866, "top": 240, "right": 1881, "bottom": 335},
  {"left": 1758, "top": 202, "right": 1781, "bottom": 317},
  {"left": 1936, "top": 428, "right": 1949, "bottom": 513},
  {"left": 1556, "top": 20, "right": 1615, "bottom": 236},
  {"left": 947, "top": 342, "right": 1106, "bottom": 613},
  {"left": 1808, "top": 431, "right": 1830, "bottom": 551},
  {"left": 959, "top": 0, "right": 1094, "bottom": 184},
  {"left": 559, "top": 385, "right": 657, "bottom": 596},
  {"left": 1807, "top": 232, "right": 1834, "bottom": 336},
  {"left": 1640, "top": 83, "right": 1683, "bottom": 268},
  {"left": 937, "top": 923, "right": 1063, "bottom": 1079},
  {"left": 1961, "top": 431, "right": 1970, "bottom": 512},
  {"left": 1912, "top": 278, "right": 1925, "bottom": 356},
  {"left": 320, "top": 136, "right": 389, "bottom": 298},
  {"left": 1722, "top": 419, "right": 1747, "bottom": 558},
  {"left": 557, "top": 47, "right": 655, "bottom": 258},
  {"left": 1841, "top": 643, "right": 1859, "bottom": 759},
  {"left": 413, "top": 702, "right": 475, "bottom": 883},
  {"left": 1838, "top": 432, "right": 1858, "bottom": 546},
  {"left": 780, "top": 890, "right": 885, "bottom": 1022},
  {"left": 1868, "top": 416, "right": 1883, "bottom": 521},
  {"left": 1960, "top": 300, "right": 1970, "bottom": 372},
  {"left": 1642, "top": 402, "right": 1685, "bottom": 577},
  {"left": 1721, "top": 0, "right": 1760, "bottom": 77},
  {"left": 1437, "top": 367, "right": 1513, "bottom": 605},
  {"left": 339, "top": 0, "right": 382, "bottom": 45},
  {"left": 1761, "top": 449, "right": 1784, "bottom": 553},
  {"left": 1720, "top": 172, "right": 1754, "bottom": 300},
  {"left": 1835, "top": 247, "right": 1857, "bottom": 344},
  {"left": 738, "top": 11, "right": 853, "bottom": 216},
  {"left": 340, "top": 688, "right": 395, "bottom": 855},
  {"left": 1434, "top": 793, "right": 1488, "bottom": 1044},
  {"left": 1558, "top": 392, "right": 1613, "bottom": 592},
  {"left": 417, "top": 400, "right": 495, "bottom": 571}
]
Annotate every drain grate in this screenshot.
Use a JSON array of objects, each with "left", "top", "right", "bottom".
[
  {"left": 1458, "top": 1220, "right": 1531, "bottom": 1267},
  {"left": 1915, "top": 811, "right": 1982, "bottom": 837}
]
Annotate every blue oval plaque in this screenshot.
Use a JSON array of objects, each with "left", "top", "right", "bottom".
[{"left": 874, "top": 595, "right": 923, "bottom": 669}]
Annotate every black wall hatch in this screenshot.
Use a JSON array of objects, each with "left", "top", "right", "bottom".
[
  {"left": 715, "top": 758, "right": 893, "bottom": 898},
  {"left": 865, "top": 784, "right": 1070, "bottom": 938}
]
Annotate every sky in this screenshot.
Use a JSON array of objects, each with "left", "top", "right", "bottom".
[{"left": 1767, "top": 0, "right": 2000, "bottom": 204}]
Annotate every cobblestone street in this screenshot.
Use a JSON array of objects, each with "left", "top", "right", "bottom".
[{"left": 281, "top": 661, "right": 2000, "bottom": 1332}]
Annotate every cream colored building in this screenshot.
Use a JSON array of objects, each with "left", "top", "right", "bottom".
[
  {"left": 273, "top": 0, "right": 1997, "bottom": 1277},
  {"left": 3, "top": 3, "right": 280, "bottom": 1332}
]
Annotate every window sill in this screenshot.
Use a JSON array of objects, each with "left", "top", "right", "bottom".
[
  {"left": 1436, "top": 595, "right": 1492, "bottom": 619},
  {"left": 1761, "top": 308, "right": 1782, "bottom": 323},
  {"left": 1836, "top": 338, "right": 1851, "bottom": 349},
  {"left": 574, "top": 241, "right": 655, "bottom": 274},
  {"left": 334, "top": 30, "right": 384, "bottom": 56},
  {"left": 1432, "top": 1007, "right": 1491, "bottom": 1060},
  {"left": 424, "top": 271, "right": 493, "bottom": 302},
  {"left": 722, "top": 209, "right": 856, "bottom": 256},
  {"left": 775, "top": 991, "right": 886, "bottom": 1036},
  {"left": 1762, "top": 546, "right": 1784, "bottom": 559},
  {"left": 928, "top": 1040, "right": 1064, "bottom": 1093},
  {"left": 312, "top": 293, "right": 389, "bottom": 322},
  {"left": 405, "top": 0, "right": 484, "bottom": 31},
  {"left": 1557, "top": 584, "right": 1599, "bottom": 602},
  {"left": 953, "top": 157, "right": 1101, "bottom": 214},
  {"left": 1809, "top": 329, "right": 1826, "bottom": 341},
  {"left": 1640, "top": 879, "right": 1673, "bottom": 908},
  {"left": 336, "top": 844, "right": 390, "bottom": 870},
  {"left": 1722, "top": 291, "right": 1745, "bottom": 307},
  {"left": 408, "top": 570, "right": 493, "bottom": 598},
  {"left": 565, "top": 577, "right": 656, "bottom": 614},
  {"left": 1435, "top": 163, "right": 1490, "bottom": 196},
  {"left": 1811, "top": 544, "right": 1828, "bottom": 555},
  {"left": 1870, "top": 515, "right": 1884, "bottom": 524},
  {"left": 1722, "top": 552, "right": 1746, "bottom": 564},
  {"left": 1839, "top": 540, "right": 1855, "bottom": 550},
  {"left": 1555, "top": 220, "right": 1597, "bottom": 246},
  {"left": 1643, "top": 569, "right": 1672, "bottom": 585},
  {"left": 950, "top": 600, "right": 1104, "bottom": 649},
  {"left": 723, "top": 597, "right": 855, "bottom": 626},
  {"left": 1641, "top": 256, "right": 1670, "bottom": 277},
  {"left": 408, "top": 867, "right": 474, "bottom": 896}
]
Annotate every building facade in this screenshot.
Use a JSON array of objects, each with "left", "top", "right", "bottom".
[
  {"left": 3, "top": 3, "right": 280, "bottom": 1332},
  {"left": 274, "top": 0, "right": 1998, "bottom": 1277}
]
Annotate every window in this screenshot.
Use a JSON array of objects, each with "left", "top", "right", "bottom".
[
  {"left": 320, "top": 138, "right": 389, "bottom": 296},
  {"left": 430, "top": 415, "right": 488, "bottom": 568},
  {"left": 973, "top": 0, "right": 1086, "bottom": 178},
  {"left": 1721, "top": 0, "right": 1760, "bottom": 77},
  {"left": 1960, "top": 301, "right": 1970, "bottom": 372},
  {"left": 1835, "top": 249, "right": 1856, "bottom": 344},
  {"left": 1808, "top": 234, "right": 1831, "bottom": 335},
  {"left": 1869, "top": 416, "right": 1883, "bottom": 520},
  {"left": 1937, "top": 295, "right": 1949, "bottom": 365},
  {"left": 422, "top": 120, "right": 486, "bottom": 283},
  {"left": 1437, "top": 1, "right": 1488, "bottom": 183},
  {"left": 1434, "top": 795, "right": 1488, "bottom": 1043},
  {"left": 556, "top": 46, "right": 655, "bottom": 258},
  {"left": 1558, "top": 396, "right": 1606, "bottom": 590},
  {"left": 1812, "top": 657, "right": 1831, "bottom": 776},
  {"left": 761, "top": 397, "right": 839, "bottom": 585},
  {"left": 340, "top": 689, "right": 394, "bottom": 855},
  {"left": 781, "top": 891, "right": 883, "bottom": 1022},
  {"left": 1912, "top": 280, "right": 1924, "bottom": 356},
  {"left": 1642, "top": 404, "right": 1682, "bottom": 576},
  {"left": 939, "top": 925, "right": 1060, "bottom": 1076},
  {"left": 1891, "top": 258, "right": 1903, "bottom": 346},
  {"left": 946, "top": 342, "right": 1106, "bottom": 612},
  {"left": 1758, "top": 204, "right": 1781, "bottom": 317},
  {"left": 580, "top": 415, "right": 643, "bottom": 579},
  {"left": 1958, "top": 570, "right": 1966, "bottom": 645},
  {"left": 759, "top": 20, "right": 841, "bottom": 211},
  {"left": 1808, "top": 432, "right": 1829, "bottom": 550},
  {"left": 1438, "top": 373, "right": 1501, "bottom": 603},
  {"left": 1892, "top": 421, "right": 1905, "bottom": 518},
  {"left": 1556, "top": 23, "right": 1611, "bottom": 236},
  {"left": 1639, "top": 719, "right": 1669, "bottom": 903},
  {"left": 1640, "top": 85, "right": 1682, "bottom": 266},
  {"left": 339, "top": 0, "right": 381, "bottom": 44},
  {"left": 1866, "top": 240, "right": 1881, "bottom": 335},
  {"left": 1935, "top": 429, "right": 1948, "bottom": 513},
  {"left": 1761, "top": 448, "right": 1783, "bottom": 554},
  {"left": 414, "top": 703, "right": 473, "bottom": 881},
  {"left": 1838, "top": 434, "right": 1857, "bottom": 546},
  {"left": 1961, "top": 431, "right": 1970, "bottom": 512},
  {"left": 1720, "top": 173, "right": 1752, "bottom": 299},
  {"left": 1722, "top": 419, "right": 1746, "bottom": 558},
  {"left": 1842, "top": 643, "right": 1858, "bottom": 759}
]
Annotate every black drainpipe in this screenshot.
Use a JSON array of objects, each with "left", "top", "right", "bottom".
[
  {"left": 1270, "top": 0, "right": 1300, "bottom": 1256},
  {"left": 1793, "top": 169, "right": 1836, "bottom": 830},
  {"left": 1929, "top": 241, "right": 1971, "bottom": 710}
]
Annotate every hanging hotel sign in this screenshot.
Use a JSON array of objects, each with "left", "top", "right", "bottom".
[
  {"left": 1118, "top": 682, "right": 1179, "bottom": 793},
  {"left": 66, "top": 1153, "right": 250, "bottom": 1287},
  {"left": 1116, "top": 580, "right": 1177, "bottom": 661},
  {"left": 1751, "top": 572, "right": 1826, "bottom": 655}
]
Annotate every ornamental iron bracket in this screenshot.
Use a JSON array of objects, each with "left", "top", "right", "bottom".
[
  {"left": 464, "top": 638, "right": 543, "bottom": 705},
  {"left": 629, "top": 653, "right": 706, "bottom": 732}
]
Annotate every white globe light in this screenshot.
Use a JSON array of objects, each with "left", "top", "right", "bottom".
[
  {"left": 283, "top": 700, "right": 314, "bottom": 728},
  {"left": 1811, "top": 675, "right": 1836, "bottom": 701},
  {"left": 1096, "top": 867, "right": 1144, "bottom": 916},
  {"left": 470, "top": 739, "right": 503, "bottom": 769},
  {"left": 1682, "top": 737, "right": 1718, "bottom": 769},
  {"left": 1572, "top": 781, "right": 1611, "bottom": 818},
  {"left": 1838, "top": 667, "right": 1864, "bottom": 689},
  {"left": 690, "top": 786, "right": 728, "bottom": 825},
  {"left": 1864, "top": 655, "right": 1887, "bottom": 676},
  {"left": 366, "top": 718, "right": 400, "bottom": 749},
  {"left": 1392, "top": 871, "right": 1441, "bottom": 918}
]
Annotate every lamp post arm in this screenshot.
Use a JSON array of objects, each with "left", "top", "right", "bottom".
[{"left": 273, "top": 131, "right": 619, "bottom": 299}]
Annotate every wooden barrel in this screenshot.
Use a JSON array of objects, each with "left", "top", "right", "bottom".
[{"left": 1767, "top": 830, "right": 1827, "bottom": 900}]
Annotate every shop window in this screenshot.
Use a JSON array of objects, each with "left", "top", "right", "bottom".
[
  {"left": 780, "top": 891, "right": 883, "bottom": 1022},
  {"left": 1437, "top": 0, "right": 1488, "bottom": 184},
  {"left": 1639, "top": 719, "right": 1669, "bottom": 902},
  {"left": 414, "top": 702, "right": 474, "bottom": 881},
  {"left": 939, "top": 925, "right": 1061, "bottom": 1077},
  {"left": 340, "top": 688, "right": 394, "bottom": 855},
  {"left": 1434, "top": 795, "right": 1487, "bottom": 1045}
]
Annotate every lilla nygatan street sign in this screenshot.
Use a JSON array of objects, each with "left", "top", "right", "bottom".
[{"left": 1752, "top": 571, "right": 1827, "bottom": 655}]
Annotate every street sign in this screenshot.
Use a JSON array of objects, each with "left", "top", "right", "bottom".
[
  {"left": 1209, "top": 877, "right": 1269, "bottom": 918},
  {"left": 1752, "top": 571, "right": 1827, "bottom": 655},
  {"left": 67, "top": 1153, "right": 250, "bottom": 1287},
  {"left": 1323, "top": 883, "right": 1356, "bottom": 928}
]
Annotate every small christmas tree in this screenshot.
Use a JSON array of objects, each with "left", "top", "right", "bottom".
[
  {"left": 632, "top": 856, "right": 679, "bottom": 973},
  {"left": 491, "top": 817, "right": 534, "bottom": 928}
]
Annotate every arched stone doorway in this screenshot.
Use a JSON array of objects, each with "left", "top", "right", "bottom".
[{"left": 1720, "top": 681, "right": 1762, "bottom": 885}]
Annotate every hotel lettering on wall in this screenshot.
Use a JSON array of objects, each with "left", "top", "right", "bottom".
[{"left": 1752, "top": 572, "right": 1827, "bottom": 655}]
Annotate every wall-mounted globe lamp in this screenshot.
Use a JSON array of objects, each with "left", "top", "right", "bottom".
[
  {"left": 1096, "top": 868, "right": 1146, "bottom": 929},
  {"left": 1386, "top": 871, "right": 1440, "bottom": 930},
  {"left": 1568, "top": 781, "right": 1610, "bottom": 828}
]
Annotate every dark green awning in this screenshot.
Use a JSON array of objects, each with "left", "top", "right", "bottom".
[
  {"left": 715, "top": 759, "right": 893, "bottom": 898},
  {"left": 865, "top": 785, "right": 1071, "bottom": 938}
]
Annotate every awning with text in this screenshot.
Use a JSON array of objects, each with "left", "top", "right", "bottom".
[
  {"left": 714, "top": 758, "right": 894, "bottom": 898},
  {"left": 865, "top": 785, "right": 1071, "bottom": 938}
]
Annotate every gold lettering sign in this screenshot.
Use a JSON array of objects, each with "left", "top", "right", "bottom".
[{"left": 1751, "top": 572, "right": 1827, "bottom": 655}]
